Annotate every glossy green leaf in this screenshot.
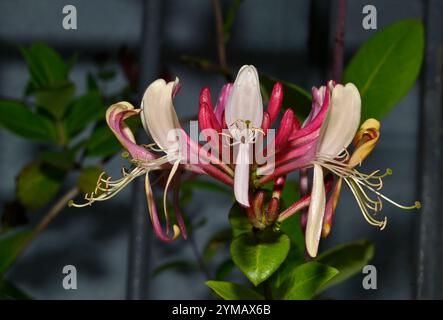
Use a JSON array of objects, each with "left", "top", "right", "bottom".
[
  {"left": 206, "top": 281, "right": 264, "bottom": 300},
  {"left": 17, "top": 162, "right": 65, "bottom": 210},
  {"left": 280, "top": 181, "right": 305, "bottom": 251},
  {"left": 0, "top": 100, "right": 57, "bottom": 142},
  {"left": 203, "top": 228, "right": 232, "bottom": 261},
  {"left": 280, "top": 214, "right": 305, "bottom": 253},
  {"left": 260, "top": 75, "right": 312, "bottom": 120},
  {"left": 271, "top": 247, "right": 305, "bottom": 288},
  {"left": 281, "top": 180, "right": 300, "bottom": 207},
  {"left": 20, "top": 42, "right": 69, "bottom": 88},
  {"left": 315, "top": 239, "right": 374, "bottom": 292},
  {"left": 228, "top": 203, "right": 252, "bottom": 238},
  {"left": 35, "top": 82, "right": 75, "bottom": 119},
  {"left": 0, "top": 228, "right": 33, "bottom": 274},
  {"left": 274, "top": 262, "right": 338, "bottom": 300},
  {"left": 77, "top": 166, "right": 103, "bottom": 194},
  {"left": 65, "top": 91, "right": 104, "bottom": 137},
  {"left": 0, "top": 277, "right": 32, "bottom": 300},
  {"left": 344, "top": 19, "right": 424, "bottom": 120},
  {"left": 231, "top": 229, "right": 290, "bottom": 286}
]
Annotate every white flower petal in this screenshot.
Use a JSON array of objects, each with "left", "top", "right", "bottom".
[
  {"left": 317, "top": 83, "right": 361, "bottom": 158},
  {"left": 305, "top": 163, "right": 326, "bottom": 257},
  {"left": 141, "top": 78, "right": 181, "bottom": 151},
  {"left": 225, "top": 65, "right": 263, "bottom": 131},
  {"left": 234, "top": 143, "right": 251, "bottom": 207}
]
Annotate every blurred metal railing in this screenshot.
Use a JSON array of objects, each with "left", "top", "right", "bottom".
[
  {"left": 416, "top": 0, "right": 443, "bottom": 300},
  {"left": 126, "top": 0, "right": 162, "bottom": 300}
]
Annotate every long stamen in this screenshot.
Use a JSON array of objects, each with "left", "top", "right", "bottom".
[
  {"left": 315, "top": 151, "right": 420, "bottom": 230},
  {"left": 316, "top": 156, "right": 393, "bottom": 191},
  {"left": 162, "top": 159, "right": 181, "bottom": 232},
  {"left": 352, "top": 180, "right": 383, "bottom": 212},
  {"left": 344, "top": 178, "right": 387, "bottom": 229},
  {"left": 222, "top": 119, "right": 264, "bottom": 146},
  {"left": 354, "top": 177, "right": 421, "bottom": 210},
  {"left": 69, "top": 166, "right": 146, "bottom": 208}
]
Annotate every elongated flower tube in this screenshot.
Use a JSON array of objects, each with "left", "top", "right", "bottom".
[
  {"left": 224, "top": 65, "right": 263, "bottom": 207},
  {"left": 140, "top": 78, "right": 186, "bottom": 237},
  {"left": 214, "top": 83, "right": 233, "bottom": 125},
  {"left": 304, "top": 82, "right": 420, "bottom": 257}
]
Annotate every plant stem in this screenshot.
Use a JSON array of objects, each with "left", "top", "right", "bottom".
[
  {"left": 16, "top": 187, "right": 79, "bottom": 259},
  {"left": 212, "top": 0, "right": 228, "bottom": 71},
  {"left": 56, "top": 120, "right": 68, "bottom": 146},
  {"left": 180, "top": 55, "right": 232, "bottom": 78},
  {"left": 333, "top": 0, "right": 347, "bottom": 82}
]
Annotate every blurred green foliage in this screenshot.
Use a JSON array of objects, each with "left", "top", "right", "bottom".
[{"left": 0, "top": 42, "right": 138, "bottom": 298}]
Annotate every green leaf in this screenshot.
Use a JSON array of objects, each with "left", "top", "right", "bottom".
[
  {"left": 65, "top": 91, "right": 104, "bottom": 137},
  {"left": 281, "top": 180, "right": 300, "bottom": 207},
  {"left": 228, "top": 203, "right": 252, "bottom": 238},
  {"left": 0, "top": 228, "right": 33, "bottom": 274},
  {"left": 17, "top": 162, "right": 65, "bottom": 210},
  {"left": 274, "top": 262, "right": 338, "bottom": 300},
  {"left": 35, "top": 82, "right": 75, "bottom": 119},
  {"left": 40, "top": 149, "right": 77, "bottom": 170},
  {"left": 0, "top": 100, "right": 57, "bottom": 142},
  {"left": 0, "top": 277, "right": 32, "bottom": 299},
  {"left": 280, "top": 180, "right": 305, "bottom": 251},
  {"left": 203, "top": 228, "right": 232, "bottom": 261},
  {"left": 20, "top": 42, "right": 69, "bottom": 88},
  {"left": 77, "top": 166, "right": 103, "bottom": 194},
  {"left": 215, "top": 259, "right": 236, "bottom": 280},
  {"left": 206, "top": 281, "right": 265, "bottom": 300},
  {"left": 315, "top": 239, "right": 374, "bottom": 292},
  {"left": 280, "top": 214, "right": 305, "bottom": 252},
  {"left": 231, "top": 229, "right": 290, "bottom": 286},
  {"left": 260, "top": 75, "right": 312, "bottom": 120},
  {"left": 152, "top": 260, "right": 197, "bottom": 277},
  {"left": 344, "top": 19, "right": 424, "bottom": 120},
  {"left": 271, "top": 247, "right": 305, "bottom": 288},
  {"left": 85, "top": 122, "right": 121, "bottom": 158},
  {"left": 222, "top": 0, "right": 244, "bottom": 41}
]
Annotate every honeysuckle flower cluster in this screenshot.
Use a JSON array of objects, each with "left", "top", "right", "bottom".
[{"left": 70, "top": 65, "right": 420, "bottom": 257}]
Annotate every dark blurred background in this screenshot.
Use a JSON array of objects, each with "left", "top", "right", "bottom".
[{"left": 0, "top": 0, "right": 438, "bottom": 299}]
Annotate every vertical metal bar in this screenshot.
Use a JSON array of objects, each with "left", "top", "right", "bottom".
[
  {"left": 127, "top": 0, "right": 162, "bottom": 300},
  {"left": 416, "top": 0, "right": 443, "bottom": 300},
  {"left": 308, "top": 0, "right": 332, "bottom": 73}
]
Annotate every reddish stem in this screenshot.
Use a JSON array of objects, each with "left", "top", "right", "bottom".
[{"left": 333, "top": 0, "right": 347, "bottom": 82}]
